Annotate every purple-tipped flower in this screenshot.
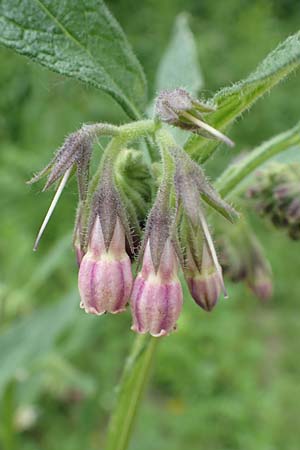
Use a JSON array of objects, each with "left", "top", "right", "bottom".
[
  {"left": 185, "top": 243, "right": 224, "bottom": 312},
  {"left": 247, "top": 267, "right": 273, "bottom": 301},
  {"left": 78, "top": 217, "right": 133, "bottom": 315},
  {"left": 131, "top": 239, "right": 183, "bottom": 337}
]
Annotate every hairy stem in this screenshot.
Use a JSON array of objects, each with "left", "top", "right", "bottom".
[
  {"left": 105, "top": 335, "right": 158, "bottom": 450},
  {"left": 216, "top": 121, "right": 300, "bottom": 197}
]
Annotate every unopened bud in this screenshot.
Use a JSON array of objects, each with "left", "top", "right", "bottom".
[
  {"left": 247, "top": 267, "right": 273, "bottom": 301},
  {"left": 185, "top": 244, "right": 224, "bottom": 312},
  {"left": 155, "top": 88, "right": 234, "bottom": 147},
  {"left": 78, "top": 217, "right": 133, "bottom": 315},
  {"left": 131, "top": 239, "right": 183, "bottom": 337},
  {"left": 217, "top": 220, "right": 273, "bottom": 301},
  {"left": 247, "top": 162, "right": 300, "bottom": 240}
]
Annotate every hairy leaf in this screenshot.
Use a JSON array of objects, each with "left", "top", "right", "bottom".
[
  {"left": 155, "top": 13, "right": 203, "bottom": 95},
  {"left": 185, "top": 31, "right": 300, "bottom": 162},
  {"left": 0, "top": 0, "right": 147, "bottom": 119}
]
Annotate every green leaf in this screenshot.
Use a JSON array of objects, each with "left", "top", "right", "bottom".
[
  {"left": 154, "top": 13, "right": 203, "bottom": 145},
  {"left": 155, "top": 13, "right": 203, "bottom": 95},
  {"left": 215, "top": 120, "right": 300, "bottom": 198},
  {"left": 0, "top": 0, "right": 147, "bottom": 119},
  {"left": 185, "top": 31, "right": 300, "bottom": 163},
  {"left": 0, "top": 292, "right": 77, "bottom": 394}
]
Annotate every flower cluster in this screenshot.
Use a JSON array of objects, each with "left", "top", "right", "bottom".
[
  {"left": 247, "top": 162, "right": 300, "bottom": 240},
  {"left": 29, "top": 89, "right": 238, "bottom": 337}
]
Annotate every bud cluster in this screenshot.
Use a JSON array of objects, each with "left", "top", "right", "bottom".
[
  {"left": 247, "top": 162, "right": 300, "bottom": 240},
  {"left": 218, "top": 221, "right": 273, "bottom": 301}
]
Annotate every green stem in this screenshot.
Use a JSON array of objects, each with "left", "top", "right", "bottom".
[
  {"left": 216, "top": 121, "right": 300, "bottom": 197},
  {"left": 154, "top": 127, "right": 178, "bottom": 208},
  {"left": 89, "top": 120, "right": 160, "bottom": 196},
  {"left": 0, "top": 380, "right": 17, "bottom": 450},
  {"left": 105, "top": 336, "right": 158, "bottom": 450}
]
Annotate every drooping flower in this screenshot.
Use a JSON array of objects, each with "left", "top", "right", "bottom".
[
  {"left": 247, "top": 264, "right": 273, "bottom": 301},
  {"left": 172, "top": 146, "right": 232, "bottom": 310},
  {"left": 130, "top": 176, "right": 183, "bottom": 337},
  {"left": 78, "top": 168, "right": 134, "bottom": 315},
  {"left": 78, "top": 216, "right": 133, "bottom": 315},
  {"left": 131, "top": 238, "right": 183, "bottom": 337},
  {"left": 185, "top": 242, "right": 224, "bottom": 312}
]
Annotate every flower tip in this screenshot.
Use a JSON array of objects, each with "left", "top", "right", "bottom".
[
  {"left": 250, "top": 280, "right": 273, "bottom": 301},
  {"left": 111, "top": 307, "right": 127, "bottom": 315},
  {"left": 131, "top": 324, "right": 173, "bottom": 338},
  {"left": 226, "top": 136, "right": 235, "bottom": 148},
  {"left": 80, "top": 303, "right": 106, "bottom": 316},
  {"left": 151, "top": 329, "right": 168, "bottom": 338}
]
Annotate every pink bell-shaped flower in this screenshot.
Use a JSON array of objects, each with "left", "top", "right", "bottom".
[
  {"left": 78, "top": 216, "right": 133, "bottom": 315},
  {"left": 131, "top": 239, "right": 183, "bottom": 337},
  {"left": 185, "top": 243, "right": 224, "bottom": 312}
]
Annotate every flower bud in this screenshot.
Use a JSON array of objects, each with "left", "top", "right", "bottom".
[
  {"left": 78, "top": 217, "right": 133, "bottom": 315},
  {"left": 185, "top": 244, "right": 224, "bottom": 312},
  {"left": 131, "top": 239, "right": 183, "bottom": 337},
  {"left": 217, "top": 219, "right": 273, "bottom": 301},
  {"left": 155, "top": 88, "right": 233, "bottom": 147},
  {"left": 247, "top": 162, "right": 300, "bottom": 240},
  {"left": 247, "top": 267, "right": 273, "bottom": 301}
]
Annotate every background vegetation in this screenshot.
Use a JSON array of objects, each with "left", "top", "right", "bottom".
[{"left": 1, "top": 1, "right": 300, "bottom": 449}]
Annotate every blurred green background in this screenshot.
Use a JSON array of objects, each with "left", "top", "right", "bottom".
[{"left": 1, "top": 1, "right": 300, "bottom": 449}]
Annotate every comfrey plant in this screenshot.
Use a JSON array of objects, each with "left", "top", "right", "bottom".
[
  {"left": 2, "top": 2, "right": 300, "bottom": 449},
  {"left": 29, "top": 89, "right": 237, "bottom": 335}
]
